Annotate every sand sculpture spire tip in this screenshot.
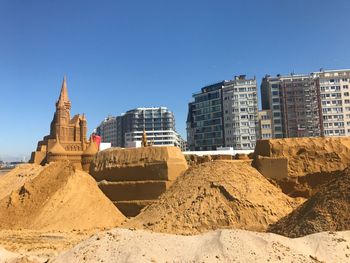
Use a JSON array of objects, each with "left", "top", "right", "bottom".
[{"left": 58, "top": 75, "right": 69, "bottom": 103}]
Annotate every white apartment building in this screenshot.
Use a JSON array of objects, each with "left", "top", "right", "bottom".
[
  {"left": 96, "top": 107, "right": 186, "bottom": 150},
  {"left": 222, "top": 75, "right": 258, "bottom": 150},
  {"left": 125, "top": 130, "right": 183, "bottom": 148},
  {"left": 315, "top": 69, "right": 350, "bottom": 136}
]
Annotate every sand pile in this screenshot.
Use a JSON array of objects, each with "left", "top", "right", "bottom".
[
  {"left": 253, "top": 137, "right": 350, "bottom": 197},
  {"left": 268, "top": 168, "right": 350, "bottom": 237},
  {"left": 0, "top": 164, "right": 45, "bottom": 200},
  {"left": 0, "top": 161, "right": 125, "bottom": 231},
  {"left": 53, "top": 228, "right": 350, "bottom": 263},
  {"left": 125, "top": 161, "right": 300, "bottom": 235}
]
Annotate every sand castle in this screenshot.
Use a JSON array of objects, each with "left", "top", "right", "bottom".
[{"left": 29, "top": 77, "right": 97, "bottom": 171}]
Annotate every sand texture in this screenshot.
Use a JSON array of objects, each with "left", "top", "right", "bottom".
[
  {"left": 268, "top": 168, "right": 350, "bottom": 238},
  {"left": 0, "top": 161, "right": 125, "bottom": 231},
  {"left": 253, "top": 137, "right": 350, "bottom": 197},
  {"left": 125, "top": 161, "right": 300, "bottom": 235},
  {"left": 0, "top": 164, "right": 45, "bottom": 200},
  {"left": 0, "top": 229, "right": 93, "bottom": 262},
  {"left": 90, "top": 146, "right": 188, "bottom": 182},
  {"left": 254, "top": 137, "right": 350, "bottom": 177},
  {"left": 89, "top": 146, "right": 188, "bottom": 217},
  {"left": 53, "top": 228, "right": 350, "bottom": 263}
]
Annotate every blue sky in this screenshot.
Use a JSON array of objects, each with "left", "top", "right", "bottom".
[{"left": 1, "top": 0, "right": 350, "bottom": 160}]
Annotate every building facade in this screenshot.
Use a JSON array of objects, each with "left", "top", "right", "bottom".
[
  {"left": 186, "top": 82, "right": 225, "bottom": 151},
  {"left": 96, "top": 116, "right": 118, "bottom": 147},
  {"left": 315, "top": 69, "right": 350, "bottom": 137},
  {"left": 257, "top": 110, "right": 273, "bottom": 139},
  {"left": 187, "top": 75, "right": 258, "bottom": 151},
  {"left": 261, "top": 68, "right": 350, "bottom": 138},
  {"left": 96, "top": 107, "right": 185, "bottom": 149}
]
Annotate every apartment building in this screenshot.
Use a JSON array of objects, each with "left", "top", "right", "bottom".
[
  {"left": 187, "top": 75, "right": 258, "bottom": 151},
  {"left": 261, "top": 73, "right": 322, "bottom": 138},
  {"left": 186, "top": 82, "right": 224, "bottom": 151},
  {"left": 97, "top": 107, "right": 185, "bottom": 149},
  {"left": 261, "top": 68, "right": 350, "bottom": 138},
  {"left": 315, "top": 69, "right": 350, "bottom": 136},
  {"left": 222, "top": 76, "right": 258, "bottom": 149},
  {"left": 95, "top": 116, "right": 118, "bottom": 146},
  {"left": 261, "top": 75, "right": 284, "bottom": 138}
]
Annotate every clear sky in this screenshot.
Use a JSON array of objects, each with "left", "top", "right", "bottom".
[{"left": 1, "top": 0, "right": 350, "bottom": 161}]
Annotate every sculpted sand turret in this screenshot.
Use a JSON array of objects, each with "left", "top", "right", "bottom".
[{"left": 29, "top": 77, "right": 94, "bottom": 171}]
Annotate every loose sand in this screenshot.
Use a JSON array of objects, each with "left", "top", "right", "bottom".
[
  {"left": 126, "top": 161, "right": 301, "bottom": 235},
  {"left": 0, "top": 164, "right": 44, "bottom": 200},
  {"left": 0, "top": 161, "right": 126, "bottom": 231},
  {"left": 53, "top": 228, "right": 350, "bottom": 263},
  {"left": 0, "top": 229, "right": 92, "bottom": 262},
  {"left": 268, "top": 168, "right": 350, "bottom": 238}
]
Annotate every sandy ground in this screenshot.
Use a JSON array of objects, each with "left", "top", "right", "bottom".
[
  {"left": 0, "top": 229, "right": 95, "bottom": 261},
  {"left": 48, "top": 228, "right": 350, "bottom": 262},
  {"left": 2, "top": 228, "right": 348, "bottom": 262}
]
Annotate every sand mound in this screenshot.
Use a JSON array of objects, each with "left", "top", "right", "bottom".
[
  {"left": 268, "top": 168, "right": 350, "bottom": 238},
  {"left": 125, "top": 161, "right": 300, "bottom": 235},
  {"left": 53, "top": 228, "right": 350, "bottom": 263},
  {"left": 0, "top": 161, "right": 125, "bottom": 231},
  {"left": 253, "top": 137, "right": 350, "bottom": 197},
  {"left": 0, "top": 164, "right": 45, "bottom": 200}
]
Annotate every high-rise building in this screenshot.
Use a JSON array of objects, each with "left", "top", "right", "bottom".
[
  {"left": 186, "top": 82, "right": 225, "bottom": 151},
  {"left": 222, "top": 76, "right": 258, "bottom": 149},
  {"left": 96, "top": 116, "right": 118, "bottom": 146},
  {"left": 96, "top": 107, "right": 185, "bottom": 149},
  {"left": 261, "top": 68, "right": 350, "bottom": 138},
  {"left": 187, "top": 75, "right": 258, "bottom": 151},
  {"left": 261, "top": 73, "right": 323, "bottom": 138},
  {"left": 261, "top": 75, "right": 284, "bottom": 138},
  {"left": 314, "top": 69, "right": 350, "bottom": 136}
]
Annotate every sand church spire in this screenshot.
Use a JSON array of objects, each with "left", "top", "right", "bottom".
[{"left": 56, "top": 76, "right": 71, "bottom": 110}]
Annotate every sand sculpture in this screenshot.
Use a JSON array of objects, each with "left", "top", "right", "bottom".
[
  {"left": 90, "top": 146, "right": 188, "bottom": 217},
  {"left": 29, "top": 77, "right": 97, "bottom": 171},
  {"left": 252, "top": 137, "right": 350, "bottom": 197}
]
